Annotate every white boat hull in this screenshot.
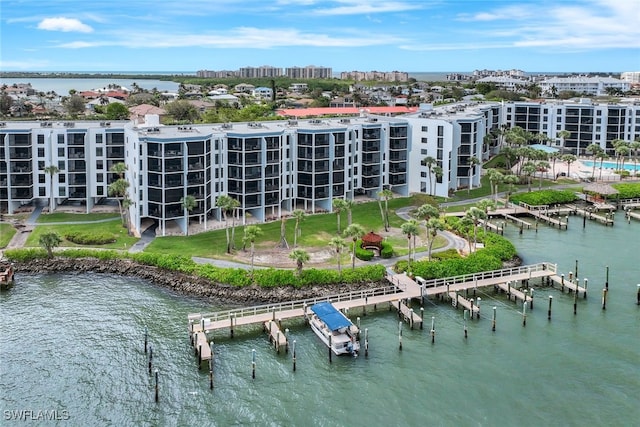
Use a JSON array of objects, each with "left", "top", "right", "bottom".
[{"left": 309, "top": 314, "right": 360, "bottom": 356}]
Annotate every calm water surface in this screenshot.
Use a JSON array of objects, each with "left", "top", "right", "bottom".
[{"left": 1, "top": 218, "right": 639, "bottom": 426}]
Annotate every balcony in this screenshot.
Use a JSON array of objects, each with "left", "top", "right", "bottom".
[{"left": 11, "top": 189, "right": 33, "bottom": 199}]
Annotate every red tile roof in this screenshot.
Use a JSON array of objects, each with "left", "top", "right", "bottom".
[{"left": 276, "top": 106, "right": 418, "bottom": 117}]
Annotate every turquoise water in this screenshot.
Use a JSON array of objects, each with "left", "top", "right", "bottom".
[
  {"left": 1, "top": 218, "right": 639, "bottom": 426},
  {"left": 581, "top": 160, "right": 640, "bottom": 172}
]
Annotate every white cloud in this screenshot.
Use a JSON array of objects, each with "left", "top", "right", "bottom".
[
  {"left": 37, "top": 17, "right": 94, "bottom": 33},
  {"left": 56, "top": 27, "right": 405, "bottom": 49},
  {"left": 311, "top": 1, "right": 422, "bottom": 16}
]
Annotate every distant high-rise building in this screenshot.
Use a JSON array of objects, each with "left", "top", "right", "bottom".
[{"left": 285, "top": 66, "right": 332, "bottom": 79}]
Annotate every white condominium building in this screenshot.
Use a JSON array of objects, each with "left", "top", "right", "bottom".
[{"left": 2, "top": 99, "right": 638, "bottom": 235}]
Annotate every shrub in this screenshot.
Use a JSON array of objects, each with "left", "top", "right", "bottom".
[
  {"left": 4, "top": 248, "right": 48, "bottom": 261},
  {"left": 380, "top": 241, "right": 394, "bottom": 258},
  {"left": 65, "top": 231, "right": 116, "bottom": 245},
  {"left": 510, "top": 189, "right": 577, "bottom": 206},
  {"left": 431, "top": 248, "right": 461, "bottom": 261},
  {"left": 612, "top": 182, "right": 640, "bottom": 199}
]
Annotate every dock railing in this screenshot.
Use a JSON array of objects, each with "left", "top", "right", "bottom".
[
  {"left": 189, "top": 283, "right": 403, "bottom": 324},
  {"left": 418, "top": 262, "right": 556, "bottom": 289}
]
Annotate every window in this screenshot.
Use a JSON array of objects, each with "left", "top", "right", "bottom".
[
  {"left": 96, "top": 174, "right": 103, "bottom": 182},
  {"left": 420, "top": 149, "right": 428, "bottom": 155},
  {"left": 421, "top": 137, "right": 428, "bottom": 143},
  {"left": 96, "top": 147, "right": 103, "bottom": 156},
  {"left": 96, "top": 187, "right": 104, "bottom": 196},
  {"left": 97, "top": 160, "right": 103, "bottom": 170},
  {"left": 38, "top": 148, "right": 45, "bottom": 157},
  {"left": 96, "top": 134, "right": 103, "bottom": 144},
  {"left": 58, "top": 174, "right": 65, "bottom": 183},
  {"left": 421, "top": 126, "right": 428, "bottom": 132},
  {"left": 58, "top": 160, "right": 65, "bottom": 170},
  {"left": 39, "top": 175, "right": 46, "bottom": 184},
  {"left": 58, "top": 148, "right": 65, "bottom": 157},
  {"left": 58, "top": 134, "right": 64, "bottom": 144},
  {"left": 38, "top": 135, "right": 44, "bottom": 144},
  {"left": 39, "top": 187, "right": 46, "bottom": 197}
]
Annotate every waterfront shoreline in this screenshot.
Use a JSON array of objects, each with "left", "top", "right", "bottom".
[{"left": 12, "top": 257, "right": 389, "bottom": 306}]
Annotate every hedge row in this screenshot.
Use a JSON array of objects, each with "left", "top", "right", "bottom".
[
  {"left": 612, "top": 182, "right": 640, "bottom": 199},
  {"left": 510, "top": 190, "right": 578, "bottom": 206},
  {"left": 3, "top": 248, "right": 387, "bottom": 289},
  {"left": 393, "top": 217, "right": 517, "bottom": 280},
  {"left": 65, "top": 231, "right": 116, "bottom": 245}
]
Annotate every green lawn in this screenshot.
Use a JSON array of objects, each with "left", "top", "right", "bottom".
[
  {"left": 25, "top": 219, "right": 139, "bottom": 249},
  {"left": 144, "top": 196, "right": 442, "bottom": 258},
  {"left": 0, "top": 223, "right": 16, "bottom": 248},
  {"left": 37, "top": 212, "right": 121, "bottom": 223}
]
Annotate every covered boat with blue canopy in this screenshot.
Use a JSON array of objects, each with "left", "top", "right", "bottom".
[{"left": 309, "top": 302, "right": 360, "bottom": 356}]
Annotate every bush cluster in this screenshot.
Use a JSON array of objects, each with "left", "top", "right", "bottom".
[
  {"left": 5, "top": 248, "right": 387, "bottom": 289},
  {"left": 612, "top": 182, "right": 640, "bottom": 199},
  {"left": 65, "top": 231, "right": 116, "bottom": 245},
  {"left": 510, "top": 190, "right": 577, "bottom": 206}
]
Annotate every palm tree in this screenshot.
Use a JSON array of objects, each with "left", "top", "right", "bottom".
[
  {"left": 557, "top": 130, "right": 571, "bottom": 154},
  {"left": 549, "top": 151, "right": 560, "bottom": 180},
  {"left": 243, "top": 225, "right": 263, "bottom": 274},
  {"left": 400, "top": 219, "right": 420, "bottom": 271},
  {"left": 630, "top": 140, "right": 640, "bottom": 177},
  {"left": 521, "top": 162, "right": 537, "bottom": 192},
  {"left": 43, "top": 165, "right": 59, "bottom": 212},
  {"left": 180, "top": 195, "right": 197, "bottom": 236},
  {"left": 215, "top": 194, "right": 238, "bottom": 253},
  {"left": 378, "top": 189, "right": 393, "bottom": 231},
  {"left": 432, "top": 166, "right": 443, "bottom": 196},
  {"left": 423, "top": 156, "right": 436, "bottom": 195},
  {"left": 292, "top": 209, "right": 306, "bottom": 247},
  {"left": 110, "top": 161, "right": 127, "bottom": 180},
  {"left": 486, "top": 168, "right": 504, "bottom": 203},
  {"left": 289, "top": 248, "right": 310, "bottom": 276},
  {"left": 39, "top": 232, "right": 62, "bottom": 258},
  {"left": 465, "top": 207, "right": 486, "bottom": 252},
  {"left": 332, "top": 198, "right": 346, "bottom": 234},
  {"left": 536, "top": 161, "right": 550, "bottom": 189},
  {"left": 343, "top": 223, "right": 365, "bottom": 270},
  {"left": 329, "top": 236, "right": 347, "bottom": 274},
  {"left": 108, "top": 178, "right": 129, "bottom": 228},
  {"left": 426, "top": 217, "right": 445, "bottom": 261},
  {"left": 343, "top": 199, "right": 355, "bottom": 226},
  {"left": 503, "top": 174, "right": 520, "bottom": 205},
  {"left": 467, "top": 156, "right": 480, "bottom": 194},
  {"left": 586, "top": 144, "right": 603, "bottom": 179},
  {"left": 596, "top": 151, "right": 608, "bottom": 181},
  {"left": 561, "top": 154, "right": 577, "bottom": 178}
]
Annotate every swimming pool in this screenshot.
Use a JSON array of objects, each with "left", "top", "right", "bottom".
[{"left": 581, "top": 160, "right": 640, "bottom": 172}]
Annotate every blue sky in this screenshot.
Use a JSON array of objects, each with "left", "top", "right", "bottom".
[{"left": 1, "top": 0, "right": 638, "bottom": 73}]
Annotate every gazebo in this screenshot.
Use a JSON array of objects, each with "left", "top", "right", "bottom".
[
  {"left": 583, "top": 182, "right": 619, "bottom": 206},
  {"left": 361, "top": 231, "right": 384, "bottom": 251}
]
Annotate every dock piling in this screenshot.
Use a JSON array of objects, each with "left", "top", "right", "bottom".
[
  {"left": 329, "top": 335, "right": 332, "bottom": 363},
  {"left": 430, "top": 317, "right": 435, "bottom": 344},
  {"left": 144, "top": 326, "right": 148, "bottom": 354},
  {"left": 573, "top": 283, "right": 578, "bottom": 315},
  {"left": 548, "top": 296, "right": 553, "bottom": 321},
  {"left": 209, "top": 342, "right": 214, "bottom": 389},
  {"left": 398, "top": 321, "right": 403, "bottom": 351},
  {"left": 492, "top": 307, "right": 496, "bottom": 332},
  {"left": 602, "top": 288, "right": 607, "bottom": 310},
  {"left": 364, "top": 328, "right": 369, "bottom": 358},
  {"left": 583, "top": 278, "right": 588, "bottom": 299},
  {"left": 149, "top": 344, "right": 153, "bottom": 374},
  {"left": 464, "top": 310, "right": 468, "bottom": 339},
  {"left": 522, "top": 301, "right": 527, "bottom": 327},
  {"left": 605, "top": 266, "right": 609, "bottom": 290},
  {"left": 252, "top": 349, "right": 256, "bottom": 379},
  {"left": 637, "top": 285, "right": 640, "bottom": 305},
  {"left": 154, "top": 369, "right": 159, "bottom": 403},
  {"left": 420, "top": 307, "right": 424, "bottom": 329},
  {"left": 476, "top": 297, "right": 481, "bottom": 319},
  {"left": 530, "top": 288, "right": 534, "bottom": 309},
  {"left": 292, "top": 340, "right": 297, "bottom": 372}
]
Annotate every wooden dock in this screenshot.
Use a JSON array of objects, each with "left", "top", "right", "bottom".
[
  {"left": 526, "top": 209, "right": 567, "bottom": 229},
  {"left": 502, "top": 213, "right": 531, "bottom": 229},
  {"left": 567, "top": 205, "right": 614, "bottom": 226},
  {"left": 478, "top": 218, "right": 503, "bottom": 234},
  {"left": 496, "top": 282, "right": 533, "bottom": 305},
  {"left": 264, "top": 320, "right": 288, "bottom": 353},
  {"left": 548, "top": 275, "right": 587, "bottom": 297},
  {"left": 626, "top": 211, "right": 640, "bottom": 221},
  {"left": 188, "top": 262, "right": 557, "bottom": 350},
  {"left": 449, "top": 292, "right": 480, "bottom": 318},
  {"left": 392, "top": 299, "right": 423, "bottom": 329}
]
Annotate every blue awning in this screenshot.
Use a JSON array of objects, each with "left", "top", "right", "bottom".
[{"left": 310, "top": 302, "right": 352, "bottom": 331}]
